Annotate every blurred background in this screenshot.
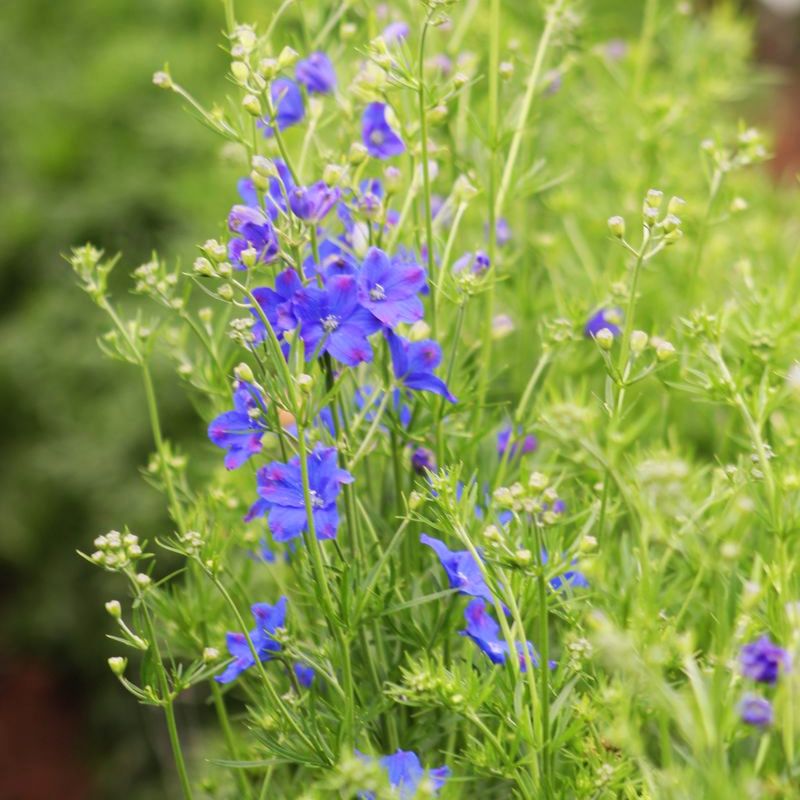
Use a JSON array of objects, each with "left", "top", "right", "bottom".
[{"left": 0, "top": 0, "right": 797, "bottom": 798}]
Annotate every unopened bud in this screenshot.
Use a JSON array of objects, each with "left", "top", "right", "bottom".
[
  {"left": 193, "top": 257, "right": 215, "bottom": 277},
  {"left": 499, "top": 61, "right": 514, "bottom": 80},
  {"left": 217, "top": 284, "right": 234, "bottom": 301},
  {"left": 249, "top": 170, "right": 269, "bottom": 191},
  {"left": 278, "top": 46, "right": 299, "bottom": 69},
  {"left": 348, "top": 142, "right": 369, "bottom": 165},
  {"left": 662, "top": 214, "right": 680, "bottom": 233},
  {"left": 656, "top": 340, "right": 676, "bottom": 361},
  {"left": 323, "top": 163, "right": 347, "bottom": 186},
  {"left": 231, "top": 61, "right": 249, "bottom": 84},
  {"left": 258, "top": 58, "right": 279, "bottom": 79},
  {"left": 135, "top": 573, "right": 152, "bottom": 588},
  {"left": 630, "top": 330, "right": 648, "bottom": 354},
  {"left": 667, "top": 196, "right": 686, "bottom": 216},
  {"left": 203, "top": 647, "right": 220, "bottom": 663},
  {"left": 242, "top": 94, "right": 262, "bottom": 117},
  {"left": 515, "top": 549, "right": 532, "bottom": 567},
  {"left": 607, "top": 215, "right": 625, "bottom": 238},
  {"left": 595, "top": 328, "right": 614, "bottom": 350},
  {"left": 453, "top": 71, "right": 469, "bottom": 88},
  {"left": 731, "top": 197, "right": 748, "bottom": 213},
  {"left": 428, "top": 104, "right": 448, "bottom": 124},
  {"left": 384, "top": 166, "right": 402, "bottom": 194},
  {"left": 408, "top": 320, "right": 431, "bottom": 341},
  {"left": 453, "top": 174, "right": 479, "bottom": 204},
  {"left": 296, "top": 373, "right": 314, "bottom": 393},
  {"left": 152, "top": 70, "right": 172, "bottom": 89},
  {"left": 408, "top": 491, "right": 424, "bottom": 510},
  {"left": 234, "top": 362, "right": 255, "bottom": 383},
  {"left": 645, "top": 189, "right": 663, "bottom": 209},
  {"left": 105, "top": 600, "right": 122, "bottom": 619},
  {"left": 108, "top": 656, "right": 128, "bottom": 677},
  {"left": 341, "top": 22, "right": 357, "bottom": 40}
]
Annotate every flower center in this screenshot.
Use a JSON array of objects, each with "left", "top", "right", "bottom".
[
  {"left": 370, "top": 130, "right": 384, "bottom": 145},
  {"left": 309, "top": 490, "right": 325, "bottom": 508},
  {"left": 369, "top": 283, "right": 386, "bottom": 301},
  {"left": 322, "top": 314, "right": 340, "bottom": 332}
]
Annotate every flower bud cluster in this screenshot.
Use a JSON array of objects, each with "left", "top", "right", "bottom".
[
  {"left": 492, "top": 472, "right": 564, "bottom": 524},
  {"left": 90, "top": 530, "right": 144, "bottom": 571},
  {"left": 133, "top": 259, "right": 182, "bottom": 309}
]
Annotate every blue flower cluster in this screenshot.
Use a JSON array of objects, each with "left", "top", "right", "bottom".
[
  {"left": 359, "top": 749, "right": 449, "bottom": 799},
  {"left": 738, "top": 635, "right": 791, "bottom": 727}
]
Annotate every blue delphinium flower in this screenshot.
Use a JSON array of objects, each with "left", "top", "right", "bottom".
[
  {"left": 584, "top": 308, "right": 622, "bottom": 339},
  {"left": 250, "top": 267, "right": 303, "bottom": 344},
  {"left": 304, "top": 238, "right": 359, "bottom": 280},
  {"left": 294, "top": 274, "right": 382, "bottom": 365},
  {"left": 453, "top": 250, "right": 491, "bottom": 274},
  {"left": 740, "top": 693, "right": 773, "bottom": 727},
  {"left": 359, "top": 750, "right": 449, "bottom": 800},
  {"left": 215, "top": 597, "right": 287, "bottom": 684},
  {"left": 386, "top": 331, "right": 457, "bottom": 402},
  {"left": 227, "top": 205, "right": 279, "bottom": 269},
  {"left": 542, "top": 550, "right": 589, "bottom": 591},
  {"left": 289, "top": 181, "right": 341, "bottom": 223},
  {"left": 296, "top": 52, "right": 336, "bottom": 94},
  {"left": 497, "top": 426, "right": 538, "bottom": 458},
  {"left": 208, "top": 381, "right": 269, "bottom": 469},
  {"left": 362, "top": 102, "right": 405, "bottom": 159},
  {"left": 246, "top": 446, "right": 354, "bottom": 541},
  {"left": 382, "top": 22, "right": 410, "bottom": 44},
  {"left": 293, "top": 662, "right": 315, "bottom": 688},
  {"left": 260, "top": 77, "right": 305, "bottom": 137},
  {"left": 740, "top": 636, "right": 791, "bottom": 684},
  {"left": 357, "top": 247, "right": 426, "bottom": 327},
  {"left": 460, "top": 599, "right": 540, "bottom": 670},
  {"left": 411, "top": 447, "right": 435, "bottom": 473},
  {"left": 420, "top": 534, "right": 494, "bottom": 603}
]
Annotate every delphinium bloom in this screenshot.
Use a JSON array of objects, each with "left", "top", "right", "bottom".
[
  {"left": 382, "top": 21, "right": 410, "bottom": 44},
  {"left": 453, "top": 250, "right": 490, "bottom": 275},
  {"left": 485, "top": 218, "right": 512, "bottom": 246},
  {"left": 208, "top": 381, "right": 269, "bottom": 469},
  {"left": 360, "top": 750, "right": 450, "bottom": 800},
  {"left": 295, "top": 52, "right": 336, "bottom": 94},
  {"left": 356, "top": 247, "right": 426, "bottom": 327},
  {"left": 289, "top": 181, "right": 341, "bottom": 224},
  {"left": 739, "top": 694, "right": 773, "bottom": 727},
  {"left": 292, "top": 662, "right": 315, "bottom": 688},
  {"left": 740, "top": 636, "right": 791, "bottom": 684},
  {"left": 460, "top": 599, "right": 539, "bottom": 670},
  {"left": 411, "top": 447, "right": 435, "bottom": 474},
  {"left": 497, "top": 426, "right": 538, "bottom": 458},
  {"left": 386, "top": 331, "right": 457, "bottom": 402},
  {"left": 584, "top": 307, "right": 622, "bottom": 339},
  {"left": 227, "top": 205, "right": 279, "bottom": 269},
  {"left": 420, "top": 534, "right": 494, "bottom": 603},
  {"left": 304, "top": 238, "right": 360, "bottom": 280},
  {"left": 260, "top": 77, "right": 305, "bottom": 137},
  {"left": 362, "top": 102, "right": 405, "bottom": 159},
  {"left": 246, "top": 445, "right": 354, "bottom": 541},
  {"left": 215, "top": 597, "right": 287, "bottom": 684},
  {"left": 542, "top": 550, "right": 589, "bottom": 591},
  {"left": 250, "top": 267, "right": 303, "bottom": 344},
  {"left": 294, "top": 274, "right": 382, "bottom": 365}
]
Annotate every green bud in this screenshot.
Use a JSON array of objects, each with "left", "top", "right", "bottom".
[
  {"left": 217, "top": 284, "right": 234, "bottom": 301},
  {"left": 250, "top": 170, "right": 269, "bottom": 191},
  {"left": 730, "top": 197, "right": 748, "bottom": 213},
  {"left": 630, "top": 330, "right": 648, "bottom": 354},
  {"left": 595, "top": 327, "right": 614, "bottom": 350},
  {"left": 349, "top": 141, "right": 369, "bottom": 165},
  {"left": 108, "top": 656, "right": 127, "bottom": 677},
  {"left": 217, "top": 262, "right": 233, "bottom": 277},
  {"left": 242, "top": 94, "right": 262, "bottom": 117},
  {"left": 234, "top": 362, "right": 255, "bottom": 383},
  {"left": 278, "top": 46, "right": 299, "bottom": 69},
  {"left": 296, "top": 373, "right": 314, "bottom": 393},
  {"left": 428, "top": 104, "right": 448, "bottom": 124},
  {"left": 241, "top": 246, "right": 258, "bottom": 269},
  {"left": 499, "top": 61, "right": 514, "bottom": 80},
  {"left": 607, "top": 215, "right": 625, "bottom": 238},
  {"left": 645, "top": 188, "right": 663, "bottom": 209},
  {"left": 453, "top": 72, "right": 469, "bottom": 88},
  {"left": 105, "top": 600, "right": 122, "bottom": 619},
  {"left": 152, "top": 70, "right": 172, "bottom": 89},
  {"left": 231, "top": 61, "right": 249, "bottom": 84},
  {"left": 667, "top": 196, "right": 686, "bottom": 216},
  {"left": 203, "top": 647, "right": 220, "bottom": 663},
  {"left": 515, "top": 548, "right": 532, "bottom": 567},
  {"left": 341, "top": 22, "right": 357, "bottom": 40},
  {"left": 252, "top": 155, "right": 276, "bottom": 177},
  {"left": 408, "top": 490, "right": 424, "bottom": 510},
  {"left": 258, "top": 58, "right": 279, "bottom": 79},
  {"left": 384, "top": 166, "right": 402, "bottom": 194},
  {"left": 323, "top": 163, "right": 347, "bottom": 186},
  {"left": 656, "top": 340, "right": 676, "bottom": 361},
  {"left": 408, "top": 320, "right": 431, "bottom": 341},
  {"left": 193, "top": 257, "right": 215, "bottom": 277},
  {"left": 135, "top": 573, "right": 152, "bottom": 588},
  {"left": 453, "top": 174, "right": 479, "bottom": 203},
  {"left": 662, "top": 214, "right": 680, "bottom": 233}
]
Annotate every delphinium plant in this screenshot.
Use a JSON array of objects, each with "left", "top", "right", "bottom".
[{"left": 68, "top": 1, "right": 800, "bottom": 798}]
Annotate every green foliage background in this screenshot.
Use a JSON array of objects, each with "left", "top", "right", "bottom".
[{"left": 1, "top": 0, "right": 797, "bottom": 797}]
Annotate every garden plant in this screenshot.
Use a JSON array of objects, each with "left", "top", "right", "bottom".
[{"left": 68, "top": 1, "right": 800, "bottom": 797}]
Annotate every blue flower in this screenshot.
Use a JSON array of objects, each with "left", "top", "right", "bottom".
[
  {"left": 420, "top": 534, "right": 494, "bottom": 603},
  {"left": 246, "top": 445, "right": 353, "bottom": 541},
  {"left": 740, "top": 636, "right": 791, "bottom": 684},
  {"left": 294, "top": 274, "right": 382, "bottom": 366},
  {"left": 215, "top": 597, "right": 287, "bottom": 684},
  {"left": 289, "top": 181, "right": 341, "bottom": 223},
  {"left": 362, "top": 102, "right": 405, "bottom": 159},
  {"left": 584, "top": 308, "right": 622, "bottom": 339},
  {"left": 293, "top": 662, "right": 315, "bottom": 688},
  {"left": 740, "top": 693, "right": 773, "bottom": 727},
  {"left": 485, "top": 218, "right": 512, "bottom": 246},
  {"left": 227, "top": 205, "right": 279, "bottom": 269},
  {"left": 251, "top": 267, "right": 303, "bottom": 344},
  {"left": 296, "top": 51, "right": 336, "bottom": 94},
  {"left": 261, "top": 78, "right": 305, "bottom": 137},
  {"left": 359, "top": 750, "right": 449, "bottom": 800},
  {"left": 386, "top": 331, "right": 457, "bottom": 402},
  {"left": 354, "top": 385, "right": 413, "bottom": 429},
  {"left": 236, "top": 161, "right": 296, "bottom": 222},
  {"left": 357, "top": 247, "right": 426, "bottom": 327},
  {"left": 497, "top": 426, "right": 538, "bottom": 458},
  {"left": 411, "top": 447, "right": 435, "bottom": 473},
  {"left": 382, "top": 22, "right": 410, "bottom": 44},
  {"left": 460, "top": 599, "right": 541, "bottom": 671},
  {"left": 453, "top": 250, "right": 491, "bottom": 274},
  {"left": 208, "top": 381, "right": 269, "bottom": 470},
  {"left": 304, "top": 237, "right": 360, "bottom": 280},
  {"left": 542, "top": 550, "right": 589, "bottom": 591}
]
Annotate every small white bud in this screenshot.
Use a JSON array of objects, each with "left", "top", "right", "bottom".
[
  {"left": 595, "top": 328, "right": 614, "bottom": 350},
  {"left": 108, "top": 656, "right": 128, "bottom": 677}
]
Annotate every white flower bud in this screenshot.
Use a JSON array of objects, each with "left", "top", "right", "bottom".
[
  {"left": 278, "top": 46, "right": 299, "bottom": 69},
  {"left": 499, "top": 61, "right": 514, "bottom": 80},
  {"left": 645, "top": 188, "right": 663, "bottom": 209},
  {"left": 231, "top": 61, "right": 249, "bottom": 84},
  {"left": 105, "top": 600, "right": 122, "bottom": 619},
  {"left": 234, "top": 362, "right": 255, "bottom": 383},
  {"left": 656, "top": 340, "right": 676, "bottom": 361},
  {"left": 595, "top": 327, "right": 614, "bottom": 350},
  {"left": 630, "top": 330, "right": 648, "bottom": 354},
  {"left": 203, "top": 647, "right": 220, "bottom": 663},
  {"left": 408, "top": 320, "right": 431, "bottom": 342},
  {"left": 242, "top": 94, "right": 262, "bottom": 117},
  {"left": 607, "top": 215, "right": 625, "bottom": 238},
  {"left": 135, "top": 573, "right": 152, "bottom": 588},
  {"left": 152, "top": 71, "right": 172, "bottom": 89},
  {"left": 108, "top": 656, "right": 128, "bottom": 677}
]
